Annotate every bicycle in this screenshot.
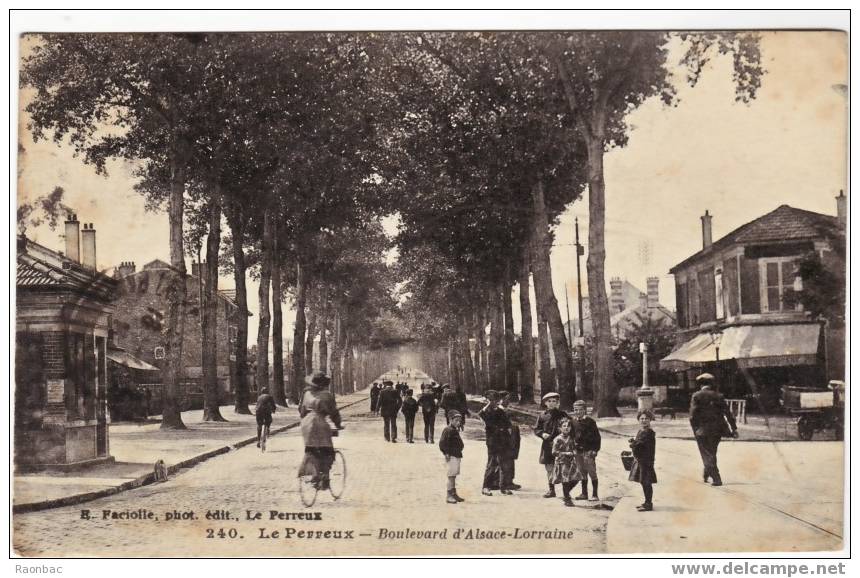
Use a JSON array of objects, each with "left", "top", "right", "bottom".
[
  {"left": 297, "top": 430, "right": 346, "bottom": 507},
  {"left": 260, "top": 423, "right": 270, "bottom": 453}
]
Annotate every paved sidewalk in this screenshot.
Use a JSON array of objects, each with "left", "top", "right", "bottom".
[{"left": 13, "top": 390, "right": 369, "bottom": 512}]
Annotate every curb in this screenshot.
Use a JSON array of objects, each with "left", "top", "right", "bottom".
[{"left": 13, "top": 395, "right": 369, "bottom": 514}]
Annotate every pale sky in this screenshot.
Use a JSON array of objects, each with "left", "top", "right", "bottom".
[{"left": 16, "top": 31, "right": 848, "bottom": 345}]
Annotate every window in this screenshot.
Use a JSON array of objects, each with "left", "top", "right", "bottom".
[
  {"left": 714, "top": 267, "right": 725, "bottom": 319},
  {"left": 759, "top": 258, "right": 801, "bottom": 312}
]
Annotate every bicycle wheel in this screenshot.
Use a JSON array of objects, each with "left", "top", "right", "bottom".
[
  {"left": 329, "top": 450, "right": 346, "bottom": 500},
  {"left": 298, "top": 454, "right": 319, "bottom": 508},
  {"left": 260, "top": 425, "right": 268, "bottom": 452}
]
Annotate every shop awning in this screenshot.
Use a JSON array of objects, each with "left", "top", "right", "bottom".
[
  {"left": 107, "top": 349, "right": 160, "bottom": 372},
  {"left": 660, "top": 324, "right": 821, "bottom": 371}
]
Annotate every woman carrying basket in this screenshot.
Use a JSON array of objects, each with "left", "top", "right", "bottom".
[{"left": 299, "top": 372, "right": 343, "bottom": 489}]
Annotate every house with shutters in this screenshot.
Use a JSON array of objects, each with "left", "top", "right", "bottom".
[
  {"left": 109, "top": 259, "right": 245, "bottom": 411},
  {"left": 660, "top": 193, "right": 846, "bottom": 409}
]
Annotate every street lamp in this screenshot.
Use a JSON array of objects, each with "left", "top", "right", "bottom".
[{"left": 709, "top": 327, "right": 723, "bottom": 383}]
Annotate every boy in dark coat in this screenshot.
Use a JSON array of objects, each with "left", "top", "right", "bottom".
[
  {"left": 571, "top": 399, "right": 602, "bottom": 500},
  {"left": 401, "top": 389, "right": 419, "bottom": 443},
  {"left": 439, "top": 411, "right": 465, "bottom": 504},
  {"left": 377, "top": 381, "right": 402, "bottom": 442},
  {"left": 534, "top": 392, "right": 569, "bottom": 498},
  {"left": 417, "top": 385, "right": 438, "bottom": 443},
  {"left": 478, "top": 390, "right": 514, "bottom": 496}
]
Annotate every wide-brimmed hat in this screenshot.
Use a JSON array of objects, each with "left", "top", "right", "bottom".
[
  {"left": 542, "top": 392, "right": 560, "bottom": 402},
  {"left": 696, "top": 373, "right": 715, "bottom": 382},
  {"left": 305, "top": 372, "right": 331, "bottom": 388}
]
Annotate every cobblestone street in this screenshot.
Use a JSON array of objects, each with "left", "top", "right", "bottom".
[{"left": 13, "top": 402, "right": 621, "bottom": 557}]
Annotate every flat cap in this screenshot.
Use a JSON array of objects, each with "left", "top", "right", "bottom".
[
  {"left": 542, "top": 392, "right": 560, "bottom": 401},
  {"left": 696, "top": 373, "right": 715, "bottom": 382},
  {"left": 573, "top": 400, "right": 587, "bottom": 408}
]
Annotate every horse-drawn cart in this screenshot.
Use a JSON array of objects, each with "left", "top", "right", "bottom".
[{"left": 781, "top": 380, "right": 845, "bottom": 441}]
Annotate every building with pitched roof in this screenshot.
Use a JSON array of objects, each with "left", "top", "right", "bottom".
[
  {"left": 15, "top": 217, "right": 117, "bottom": 469},
  {"left": 661, "top": 194, "right": 846, "bottom": 408}
]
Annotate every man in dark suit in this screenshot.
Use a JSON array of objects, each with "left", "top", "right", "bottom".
[
  {"left": 369, "top": 382, "right": 381, "bottom": 415},
  {"left": 378, "top": 381, "right": 402, "bottom": 443},
  {"left": 690, "top": 373, "right": 738, "bottom": 486}
]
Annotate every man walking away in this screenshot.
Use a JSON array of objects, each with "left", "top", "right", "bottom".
[
  {"left": 401, "top": 389, "right": 419, "bottom": 443},
  {"left": 690, "top": 373, "right": 738, "bottom": 486},
  {"left": 378, "top": 381, "right": 402, "bottom": 443},
  {"left": 418, "top": 385, "right": 438, "bottom": 443},
  {"left": 255, "top": 387, "right": 276, "bottom": 448}
]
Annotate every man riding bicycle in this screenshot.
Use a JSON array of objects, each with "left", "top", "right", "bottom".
[
  {"left": 255, "top": 387, "right": 276, "bottom": 448},
  {"left": 299, "top": 372, "right": 343, "bottom": 489}
]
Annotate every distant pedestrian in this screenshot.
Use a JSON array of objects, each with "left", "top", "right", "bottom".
[
  {"left": 534, "top": 392, "right": 569, "bottom": 498},
  {"left": 690, "top": 373, "right": 738, "bottom": 486},
  {"left": 551, "top": 419, "right": 581, "bottom": 507},
  {"left": 370, "top": 382, "right": 381, "bottom": 415},
  {"left": 439, "top": 411, "right": 465, "bottom": 504},
  {"left": 571, "top": 400, "right": 601, "bottom": 501},
  {"left": 629, "top": 409, "right": 657, "bottom": 512},
  {"left": 255, "top": 387, "right": 276, "bottom": 448},
  {"left": 478, "top": 390, "right": 514, "bottom": 496},
  {"left": 401, "top": 389, "right": 419, "bottom": 443},
  {"left": 417, "top": 386, "right": 438, "bottom": 443},
  {"left": 377, "top": 381, "right": 402, "bottom": 442}
]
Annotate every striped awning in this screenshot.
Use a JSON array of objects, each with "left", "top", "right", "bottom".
[{"left": 661, "top": 324, "right": 821, "bottom": 371}]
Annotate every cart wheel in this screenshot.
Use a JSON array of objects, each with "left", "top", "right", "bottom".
[{"left": 797, "top": 417, "right": 814, "bottom": 441}]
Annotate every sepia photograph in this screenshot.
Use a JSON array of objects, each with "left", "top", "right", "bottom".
[{"left": 10, "top": 10, "right": 849, "bottom": 560}]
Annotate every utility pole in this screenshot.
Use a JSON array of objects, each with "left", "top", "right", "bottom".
[
  {"left": 574, "top": 217, "right": 586, "bottom": 400},
  {"left": 565, "top": 282, "right": 573, "bottom": 346}
]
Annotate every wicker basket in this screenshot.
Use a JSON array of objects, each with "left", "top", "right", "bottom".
[{"left": 621, "top": 451, "right": 634, "bottom": 472}]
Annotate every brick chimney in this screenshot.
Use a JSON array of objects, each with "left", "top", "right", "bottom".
[
  {"left": 610, "top": 277, "right": 624, "bottom": 313},
  {"left": 646, "top": 276, "right": 659, "bottom": 308},
  {"left": 701, "top": 210, "right": 713, "bottom": 249},
  {"left": 81, "top": 223, "right": 96, "bottom": 270},
  {"left": 116, "top": 261, "right": 136, "bottom": 278},
  {"left": 64, "top": 214, "right": 80, "bottom": 263},
  {"left": 836, "top": 190, "right": 846, "bottom": 226}
]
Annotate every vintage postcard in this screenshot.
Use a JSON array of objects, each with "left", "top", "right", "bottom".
[{"left": 12, "top": 19, "right": 848, "bottom": 558}]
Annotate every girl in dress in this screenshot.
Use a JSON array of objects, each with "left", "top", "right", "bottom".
[
  {"left": 551, "top": 419, "right": 581, "bottom": 507},
  {"left": 628, "top": 409, "right": 657, "bottom": 512}
]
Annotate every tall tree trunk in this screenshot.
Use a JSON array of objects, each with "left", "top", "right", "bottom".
[
  {"left": 535, "top": 276, "right": 554, "bottom": 399},
  {"left": 202, "top": 199, "right": 226, "bottom": 421},
  {"left": 330, "top": 309, "right": 342, "bottom": 393},
  {"left": 271, "top": 241, "right": 287, "bottom": 406},
  {"left": 458, "top": 313, "right": 476, "bottom": 394},
  {"left": 318, "top": 287, "right": 329, "bottom": 374},
  {"left": 503, "top": 261, "right": 517, "bottom": 400},
  {"left": 489, "top": 285, "right": 506, "bottom": 390},
  {"left": 471, "top": 310, "right": 484, "bottom": 392},
  {"left": 531, "top": 181, "right": 576, "bottom": 409},
  {"left": 161, "top": 149, "right": 187, "bottom": 430},
  {"left": 519, "top": 249, "right": 535, "bottom": 404},
  {"left": 227, "top": 206, "right": 251, "bottom": 415},
  {"left": 343, "top": 329, "right": 353, "bottom": 393},
  {"left": 290, "top": 262, "right": 308, "bottom": 403},
  {"left": 305, "top": 287, "right": 317, "bottom": 376},
  {"left": 584, "top": 128, "right": 620, "bottom": 417},
  {"left": 256, "top": 208, "right": 273, "bottom": 397},
  {"left": 480, "top": 305, "right": 490, "bottom": 390}
]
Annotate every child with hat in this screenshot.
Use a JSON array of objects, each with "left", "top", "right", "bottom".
[
  {"left": 571, "top": 399, "right": 602, "bottom": 501},
  {"left": 439, "top": 411, "right": 465, "bottom": 504},
  {"left": 534, "top": 392, "right": 569, "bottom": 498}
]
